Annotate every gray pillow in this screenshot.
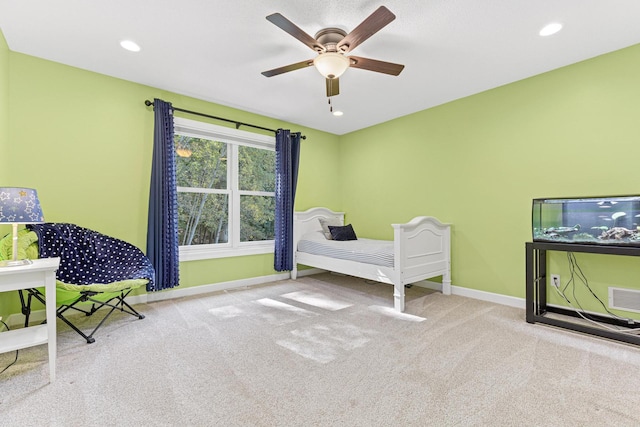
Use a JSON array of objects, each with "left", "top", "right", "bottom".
[{"left": 319, "top": 217, "right": 341, "bottom": 240}]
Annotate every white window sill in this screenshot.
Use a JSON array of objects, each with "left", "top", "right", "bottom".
[{"left": 179, "top": 243, "right": 274, "bottom": 261}]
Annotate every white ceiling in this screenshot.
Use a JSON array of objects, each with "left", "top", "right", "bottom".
[{"left": 1, "top": 1, "right": 640, "bottom": 135}]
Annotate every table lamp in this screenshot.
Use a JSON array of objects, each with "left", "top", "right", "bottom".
[{"left": 0, "top": 187, "right": 45, "bottom": 267}]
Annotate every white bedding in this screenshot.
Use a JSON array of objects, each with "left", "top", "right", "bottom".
[{"left": 297, "top": 231, "right": 395, "bottom": 268}]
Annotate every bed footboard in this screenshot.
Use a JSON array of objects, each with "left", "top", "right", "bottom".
[{"left": 392, "top": 216, "right": 451, "bottom": 311}]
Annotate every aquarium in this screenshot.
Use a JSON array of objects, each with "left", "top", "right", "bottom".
[{"left": 532, "top": 196, "right": 640, "bottom": 246}]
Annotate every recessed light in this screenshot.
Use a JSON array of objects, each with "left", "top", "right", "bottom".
[
  {"left": 120, "top": 40, "right": 141, "bottom": 52},
  {"left": 539, "top": 22, "right": 563, "bottom": 37},
  {"left": 332, "top": 110, "right": 343, "bottom": 117}
]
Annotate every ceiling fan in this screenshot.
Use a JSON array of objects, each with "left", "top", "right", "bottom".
[{"left": 261, "top": 6, "right": 405, "bottom": 98}]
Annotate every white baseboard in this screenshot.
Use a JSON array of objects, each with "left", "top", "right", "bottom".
[
  {"left": 451, "top": 285, "right": 526, "bottom": 309},
  {"left": 400, "top": 279, "right": 525, "bottom": 309},
  {"left": 127, "top": 271, "right": 292, "bottom": 305},
  {"left": 4, "top": 269, "right": 525, "bottom": 327}
]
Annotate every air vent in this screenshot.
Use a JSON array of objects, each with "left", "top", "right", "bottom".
[{"left": 609, "top": 287, "right": 640, "bottom": 313}]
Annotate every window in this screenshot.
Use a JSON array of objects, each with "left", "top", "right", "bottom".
[{"left": 174, "top": 117, "right": 276, "bottom": 261}]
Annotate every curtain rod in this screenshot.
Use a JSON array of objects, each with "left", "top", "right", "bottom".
[{"left": 144, "top": 100, "right": 306, "bottom": 140}]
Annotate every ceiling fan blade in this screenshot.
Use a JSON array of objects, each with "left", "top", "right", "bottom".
[
  {"left": 262, "top": 59, "right": 314, "bottom": 77},
  {"left": 266, "top": 13, "right": 325, "bottom": 53},
  {"left": 348, "top": 56, "right": 404, "bottom": 76},
  {"left": 336, "top": 6, "right": 396, "bottom": 53},
  {"left": 326, "top": 78, "right": 340, "bottom": 97}
]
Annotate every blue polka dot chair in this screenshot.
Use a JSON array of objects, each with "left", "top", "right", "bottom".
[{"left": 0, "top": 223, "right": 155, "bottom": 343}]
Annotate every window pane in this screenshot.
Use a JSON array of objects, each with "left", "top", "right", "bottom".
[
  {"left": 175, "top": 135, "right": 228, "bottom": 190},
  {"left": 240, "top": 195, "right": 275, "bottom": 242},
  {"left": 178, "top": 192, "right": 228, "bottom": 245},
  {"left": 239, "top": 145, "right": 275, "bottom": 192}
]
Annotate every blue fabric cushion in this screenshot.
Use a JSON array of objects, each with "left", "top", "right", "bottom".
[
  {"left": 328, "top": 224, "right": 358, "bottom": 241},
  {"left": 27, "top": 223, "right": 155, "bottom": 288}
]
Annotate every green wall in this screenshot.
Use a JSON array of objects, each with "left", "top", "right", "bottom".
[
  {"left": 0, "top": 31, "right": 10, "bottom": 319},
  {"left": 2, "top": 44, "right": 340, "bottom": 317},
  {"left": 339, "top": 43, "right": 640, "bottom": 318},
  {"left": 0, "top": 31, "right": 7, "bottom": 169}
]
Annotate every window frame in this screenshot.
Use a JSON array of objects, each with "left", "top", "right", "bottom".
[{"left": 173, "top": 117, "right": 276, "bottom": 261}]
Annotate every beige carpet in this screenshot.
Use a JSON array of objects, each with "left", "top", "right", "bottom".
[{"left": 1, "top": 273, "right": 640, "bottom": 426}]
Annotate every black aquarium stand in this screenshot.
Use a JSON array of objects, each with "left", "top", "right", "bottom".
[{"left": 525, "top": 241, "right": 640, "bottom": 346}]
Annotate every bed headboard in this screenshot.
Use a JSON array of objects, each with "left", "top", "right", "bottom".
[{"left": 293, "top": 207, "right": 344, "bottom": 247}]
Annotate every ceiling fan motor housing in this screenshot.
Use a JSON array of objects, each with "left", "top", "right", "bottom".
[{"left": 314, "top": 28, "right": 348, "bottom": 52}]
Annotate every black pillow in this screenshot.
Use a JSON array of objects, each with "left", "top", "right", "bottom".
[{"left": 328, "top": 224, "right": 358, "bottom": 241}]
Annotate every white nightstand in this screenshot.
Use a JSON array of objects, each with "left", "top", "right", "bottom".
[{"left": 0, "top": 257, "right": 60, "bottom": 382}]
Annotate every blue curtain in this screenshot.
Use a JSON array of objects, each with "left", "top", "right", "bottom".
[
  {"left": 274, "top": 129, "right": 301, "bottom": 271},
  {"left": 146, "top": 98, "right": 180, "bottom": 291}
]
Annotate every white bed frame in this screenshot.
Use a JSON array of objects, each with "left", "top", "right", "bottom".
[{"left": 292, "top": 207, "right": 451, "bottom": 312}]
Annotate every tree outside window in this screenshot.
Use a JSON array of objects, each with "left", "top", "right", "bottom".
[{"left": 174, "top": 117, "right": 275, "bottom": 260}]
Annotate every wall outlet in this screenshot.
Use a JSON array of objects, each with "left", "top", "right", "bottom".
[{"left": 550, "top": 274, "right": 561, "bottom": 288}]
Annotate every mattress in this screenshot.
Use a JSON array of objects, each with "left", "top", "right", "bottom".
[{"left": 297, "top": 231, "right": 394, "bottom": 268}]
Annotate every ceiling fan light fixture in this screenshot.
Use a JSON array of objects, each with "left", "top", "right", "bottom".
[{"left": 313, "top": 52, "right": 350, "bottom": 79}]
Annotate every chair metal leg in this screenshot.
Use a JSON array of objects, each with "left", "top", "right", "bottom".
[
  {"left": 18, "top": 288, "right": 47, "bottom": 327},
  {"left": 56, "top": 303, "right": 97, "bottom": 344},
  {"left": 18, "top": 289, "right": 29, "bottom": 327},
  {"left": 56, "top": 289, "right": 145, "bottom": 343},
  {"left": 19, "top": 286, "right": 144, "bottom": 344}
]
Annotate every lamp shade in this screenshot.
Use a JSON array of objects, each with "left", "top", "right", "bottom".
[
  {"left": 313, "top": 52, "right": 350, "bottom": 79},
  {"left": 0, "top": 187, "right": 45, "bottom": 224}
]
